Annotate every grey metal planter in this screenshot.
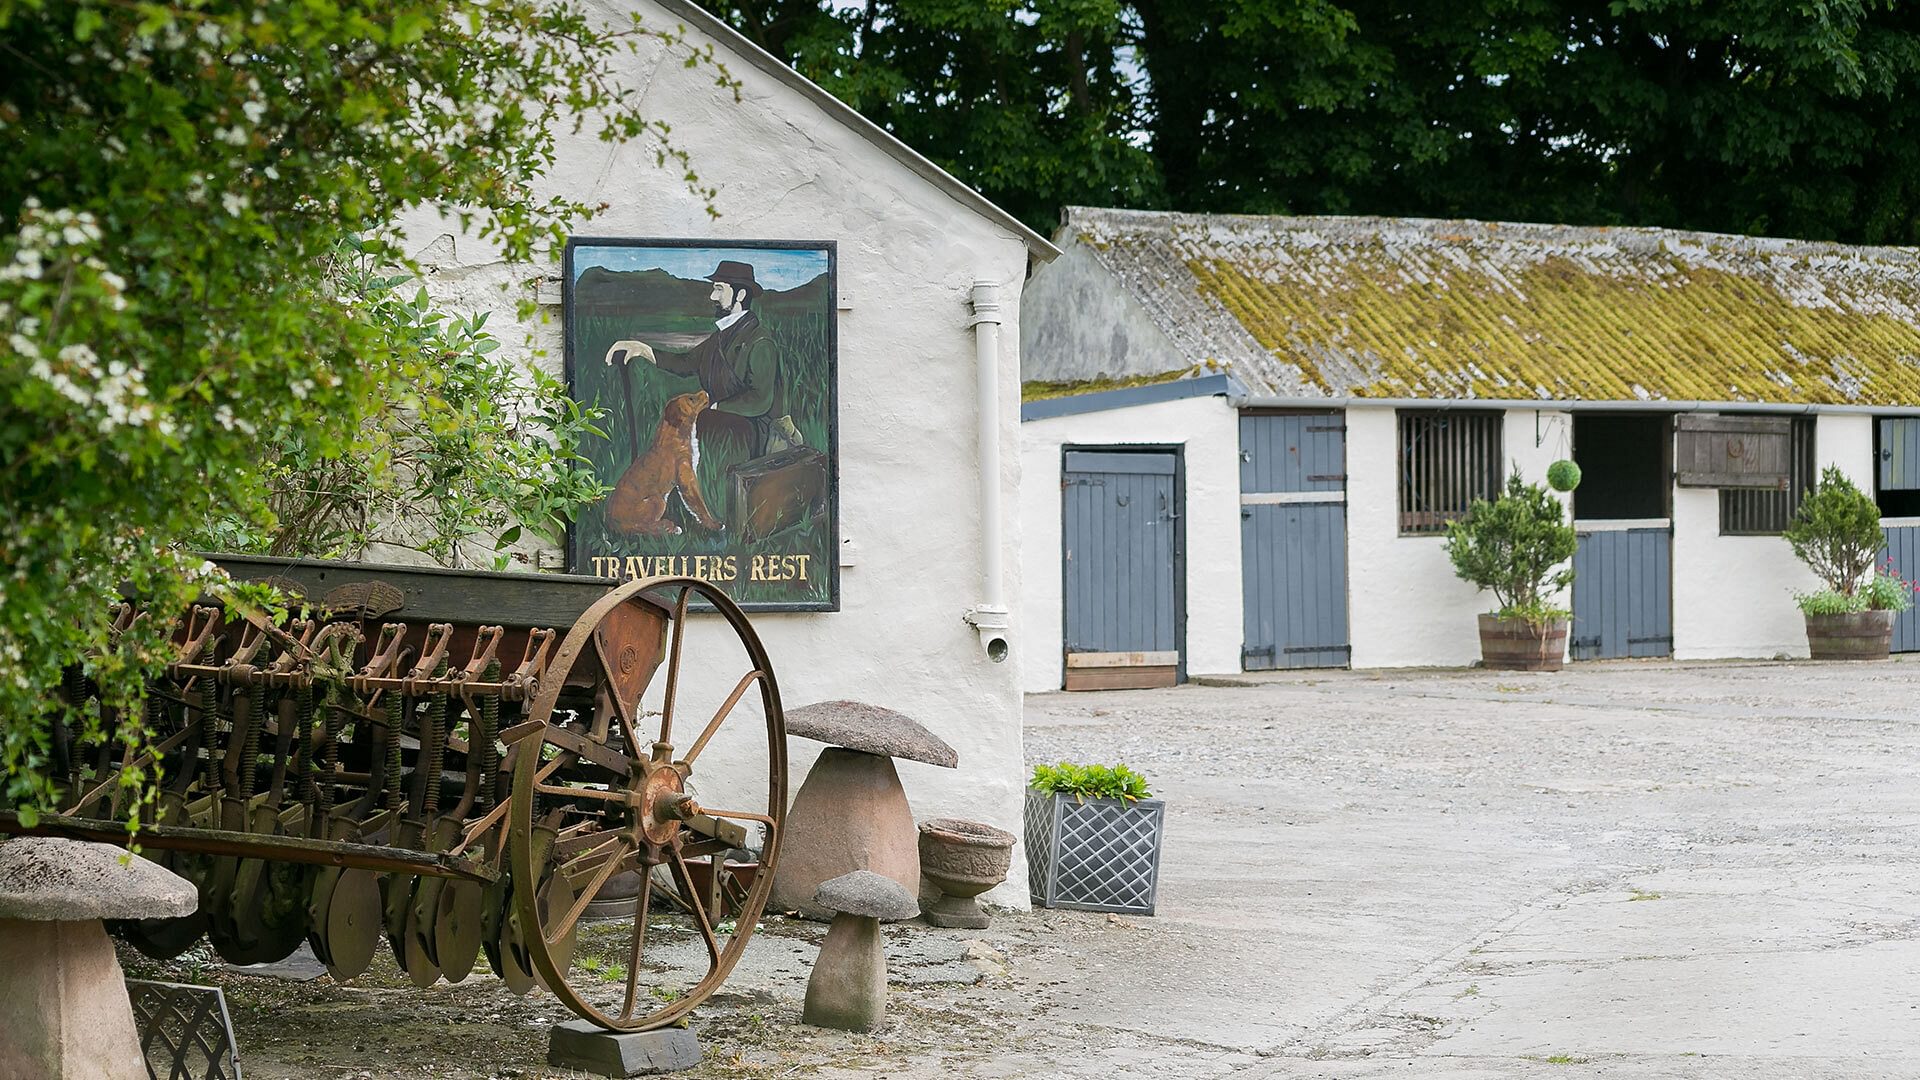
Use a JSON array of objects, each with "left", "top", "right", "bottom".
[{"left": 1024, "top": 789, "right": 1165, "bottom": 915}]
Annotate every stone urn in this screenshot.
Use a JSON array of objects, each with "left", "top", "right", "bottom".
[{"left": 917, "top": 818, "right": 1015, "bottom": 929}]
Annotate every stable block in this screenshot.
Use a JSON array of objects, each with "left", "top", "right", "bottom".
[{"left": 546, "top": 1020, "right": 702, "bottom": 1076}]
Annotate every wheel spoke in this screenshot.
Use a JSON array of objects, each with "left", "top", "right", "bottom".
[
  {"left": 557, "top": 833, "right": 625, "bottom": 875},
  {"left": 533, "top": 783, "right": 626, "bottom": 803},
  {"left": 692, "top": 806, "right": 779, "bottom": 829},
  {"left": 682, "top": 670, "right": 764, "bottom": 767},
  {"left": 546, "top": 837, "right": 631, "bottom": 947},
  {"left": 658, "top": 587, "right": 691, "bottom": 744},
  {"left": 669, "top": 848, "right": 722, "bottom": 965},
  {"left": 620, "top": 871, "right": 653, "bottom": 1020}
]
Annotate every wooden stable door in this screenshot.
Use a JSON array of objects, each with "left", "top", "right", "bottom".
[
  {"left": 1061, "top": 450, "right": 1182, "bottom": 690},
  {"left": 1239, "top": 412, "right": 1350, "bottom": 670}
]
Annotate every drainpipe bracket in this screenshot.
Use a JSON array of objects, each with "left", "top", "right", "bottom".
[{"left": 962, "top": 605, "right": 1009, "bottom": 631}]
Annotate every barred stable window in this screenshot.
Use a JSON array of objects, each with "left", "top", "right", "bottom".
[
  {"left": 1719, "top": 417, "right": 1816, "bottom": 535},
  {"left": 1398, "top": 411, "right": 1504, "bottom": 535}
]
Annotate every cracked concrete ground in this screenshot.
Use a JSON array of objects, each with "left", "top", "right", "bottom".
[{"left": 132, "top": 658, "right": 1920, "bottom": 1077}]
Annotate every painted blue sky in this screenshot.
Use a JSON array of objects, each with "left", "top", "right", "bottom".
[{"left": 572, "top": 245, "right": 829, "bottom": 291}]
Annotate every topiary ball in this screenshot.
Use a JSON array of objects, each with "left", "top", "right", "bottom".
[{"left": 1547, "top": 459, "right": 1582, "bottom": 492}]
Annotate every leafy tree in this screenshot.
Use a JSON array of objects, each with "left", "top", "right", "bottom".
[
  {"left": 199, "top": 240, "right": 609, "bottom": 568},
  {"left": 0, "top": 0, "right": 726, "bottom": 823},
  {"left": 1785, "top": 467, "right": 1885, "bottom": 597},
  {"left": 1134, "top": 0, "right": 1920, "bottom": 243},
  {"left": 709, "top": 0, "right": 1920, "bottom": 245},
  {"left": 698, "top": 0, "right": 1161, "bottom": 232},
  {"left": 1444, "top": 473, "right": 1577, "bottom": 624}
]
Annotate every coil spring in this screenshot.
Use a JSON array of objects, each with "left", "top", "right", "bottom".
[
  {"left": 60, "top": 664, "right": 90, "bottom": 706},
  {"left": 294, "top": 682, "right": 317, "bottom": 806},
  {"left": 386, "top": 693, "right": 406, "bottom": 815},
  {"left": 421, "top": 661, "right": 448, "bottom": 817},
  {"left": 197, "top": 639, "right": 222, "bottom": 791},
  {"left": 319, "top": 688, "right": 344, "bottom": 816},
  {"left": 478, "top": 661, "right": 501, "bottom": 810},
  {"left": 237, "top": 685, "right": 260, "bottom": 797}
]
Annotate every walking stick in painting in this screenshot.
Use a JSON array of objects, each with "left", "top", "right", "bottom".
[{"left": 604, "top": 340, "right": 656, "bottom": 462}]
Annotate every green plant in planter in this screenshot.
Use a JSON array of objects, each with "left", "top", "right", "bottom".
[
  {"left": 1784, "top": 467, "right": 1885, "bottom": 600},
  {"left": 1444, "top": 473, "right": 1577, "bottom": 625},
  {"left": 1796, "top": 560, "right": 1917, "bottom": 614},
  {"left": 1030, "top": 763, "right": 1152, "bottom": 803}
]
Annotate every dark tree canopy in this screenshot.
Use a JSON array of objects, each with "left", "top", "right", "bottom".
[{"left": 701, "top": 0, "right": 1920, "bottom": 244}]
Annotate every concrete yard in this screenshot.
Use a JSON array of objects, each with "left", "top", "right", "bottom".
[{"left": 133, "top": 658, "right": 1920, "bottom": 1077}]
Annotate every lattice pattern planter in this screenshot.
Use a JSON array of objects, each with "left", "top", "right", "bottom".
[{"left": 1024, "top": 789, "right": 1165, "bottom": 916}]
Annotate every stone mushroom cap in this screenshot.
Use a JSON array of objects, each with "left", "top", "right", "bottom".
[
  {"left": 785, "top": 700, "right": 959, "bottom": 769},
  {"left": 0, "top": 837, "right": 197, "bottom": 921},
  {"left": 814, "top": 870, "right": 920, "bottom": 922}
]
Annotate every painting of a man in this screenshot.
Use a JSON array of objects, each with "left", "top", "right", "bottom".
[
  {"left": 566, "top": 239, "right": 838, "bottom": 611},
  {"left": 602, "top": 259, "right": 805, "bottom": 458}
]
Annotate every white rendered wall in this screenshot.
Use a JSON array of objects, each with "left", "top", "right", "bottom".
[
  {"left": 393, "top": 0, "right": 1035, "bottom": 905},
  {"left": 1019, "top": 394, "right": 1242, "bottom": 691},
  {"left": 1346, "top": 406, "right": 1573, "bottom": 669},
  {"left": 1670, "top": 414, "right": 1874, "bottom": 660}
]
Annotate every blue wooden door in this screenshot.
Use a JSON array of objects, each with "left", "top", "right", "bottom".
[
  {"left": 1571, "top": 526, "right": 1673, "bottom": 660},
  {"left": 1062, "top": 450, "right": 1179, "bottom": 661},
  {"left": 1239, "top": 413, "right": 1350, "bottom": 670},
  {"left": 1885, "top": 525, "right": 1920, "bottom": 654}
]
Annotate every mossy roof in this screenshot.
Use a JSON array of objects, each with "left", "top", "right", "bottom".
[{"left": 1061, "top": 206, "right": 1920, "bottom": 405}]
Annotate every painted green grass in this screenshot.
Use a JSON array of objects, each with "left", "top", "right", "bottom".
[{"left": 571, "top": 304, "right": 834, "bottom": 606}]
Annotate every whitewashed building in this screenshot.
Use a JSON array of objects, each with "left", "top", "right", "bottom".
[
  {"left": 399, "top": 0, "right": 1058, "bottom": 905},
  {"left": 1022, "top": 208, "right": 1920, "bottom": 690}
]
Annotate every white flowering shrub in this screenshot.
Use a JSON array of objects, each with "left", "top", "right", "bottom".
[{"left": 0, "top": 0, "right": 732, "bottom": 826}]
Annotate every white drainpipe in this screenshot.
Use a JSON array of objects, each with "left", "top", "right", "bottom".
[{"left": 965, "top": 280, "right": 1011, "bottom": 663}]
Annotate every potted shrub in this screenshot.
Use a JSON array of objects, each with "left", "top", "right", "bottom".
[
  {"left": 1786, "top": 467, "right": 1915, "bottom": 659},
  {"left": 1444, "top": 473, "right": 1578, "bottom": 671},
  {"left": 1024, "top": 763, "right": 1164, "bottom": 916}
]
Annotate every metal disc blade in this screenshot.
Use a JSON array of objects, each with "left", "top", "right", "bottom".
[
  {"left": 533, "top": 873, "right": 578, "bottom": 992},
  {"left": 500, "top": 884, "right": 537, "bottom": 996},
  {"left": 117, "top": 913, "right": 206, "bottom": 961},
  {"left": 435, "top": 882, "right": 486, "bottom": 984},
  {"left": 306, "top": 867, "right": 343, "bottom": 966},
  {"left": 409, "top": 878, "right": 449, "bottom": 967},
  {"left": 322, "top": 870, "right": 383, "bottom": 981},
  {"left": 402, "top": 879, "right": 442, "bottom": 988}
]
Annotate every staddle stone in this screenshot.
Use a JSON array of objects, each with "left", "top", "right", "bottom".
[
  {"left": 0, "top": 838, "right": 199, "bottom": 1080},
  {"left": 815, "top": 869, "right": 919, "bottom": 921},
  {"left": 768, "top": 748, "right": 921, "bottom": 920},
  {"left": 0, "top": 836, "right": 197, "bottom": 920},
  {"left": 785, "top": 700, "right": 959, "bottom": 768},
  {"left": 547, "top": 1020, "right": 702, "bottom": 1076},
  {"left": 803, "top": 871, "right": 916, "bottom": 1033}
]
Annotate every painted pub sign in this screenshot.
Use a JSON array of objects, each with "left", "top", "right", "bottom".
[{"left": 565, "top": 239, "right": 838, "bottom": 610}]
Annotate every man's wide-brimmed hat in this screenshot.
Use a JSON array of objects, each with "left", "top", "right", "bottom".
[{"left": 705, "top": 259, "right": 760, "bottom": 297}]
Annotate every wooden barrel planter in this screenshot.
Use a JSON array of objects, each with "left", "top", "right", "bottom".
[
  {"left": 1477, "top": 614, "right": 1569, "bottom": 671},
  {"left": 1804, "top": 610, "right": 1895, "bottom": 661}
]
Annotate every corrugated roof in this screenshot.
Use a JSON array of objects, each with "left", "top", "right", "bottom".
[{"left": 1061, "top": 207, "right": 1920, "bottom": 405}]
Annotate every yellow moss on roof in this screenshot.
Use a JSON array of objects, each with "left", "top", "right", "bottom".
[
  {"left": 1021, "top": 364, "right": 1219, "bottom": 403},
  {"left": 1185, "top": 249, "right": 1920, "bottom": 404}
]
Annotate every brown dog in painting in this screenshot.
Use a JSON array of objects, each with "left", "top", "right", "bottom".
[{"left": 604, "top": 390, "right": 724, "bottom": 536}]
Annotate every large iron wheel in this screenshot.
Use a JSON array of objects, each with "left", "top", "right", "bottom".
[{"left": 508, "top": 576, "right": 787, "bottom": 1031}]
